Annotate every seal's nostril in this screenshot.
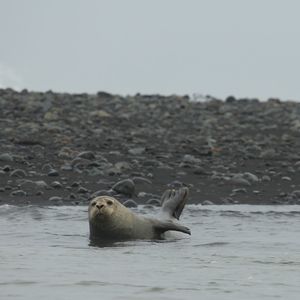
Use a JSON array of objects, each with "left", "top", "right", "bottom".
[{"left": 96, "top": 204, "right": 105, "bottom": 209}]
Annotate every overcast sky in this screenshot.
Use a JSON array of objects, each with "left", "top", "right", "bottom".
[{"left": 0, "top": 0, "right": 300, "bottom": 100}]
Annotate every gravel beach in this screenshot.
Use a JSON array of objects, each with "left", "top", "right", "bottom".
[{"left": 0, "top": 88, "right": 300, "bottom": 206}]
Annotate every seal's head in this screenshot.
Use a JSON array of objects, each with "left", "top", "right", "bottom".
[{"left": 88, "top": 196, "right": 117, "bottom": 222}]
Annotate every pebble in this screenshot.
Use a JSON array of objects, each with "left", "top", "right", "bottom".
[
  {"left": 69, "top": 193, "right": 77, "bottom": 200},
  {"left": 35, "top": 180, "right": 50, "bottom": 189},
  {"left": 168, "top": 180, "right": 183, "bottom": 188},
  {"left": 90, "top": 190, "right": 113, "bottom": 198},
  {"left": 112, "top": 179, "right": 135, "bottom": 197},
  {"left": 146, "top": 198, "right": 161, "bottom": 206},
  {"left": 48, "top": 196, "right": 63, "bottom": 202},
  {"left": 132, "top": 176, "right": 152, "bottom": 185},
  {"left": 123, "top": 199, "right": 138, "bottom": 208},
  {"left": 260, "top": 149, "right": 277, "bottom": 159},
  {"left": 202, "top": 200, "right": 214, "bottom": 205},
  {"left": 0, "top": 153, "right": 13, "bottom": 162},
  {"left": 291, "top": 190, "right": 300, "bottom": 198},
  {"left": 193, "top": 167, "right": 209, "bottom": 175},
  {"left": 48, "top": 169, "right": 59, "bottom": 177},
  {"left": 232, "top": 188, "right": 247, "bottom": 194},
  {"left": 115, "top": 161, "right": 131, "bottom": 171},
  {"left": 57, "top": 147, "right": 76, "bottom": 159},
  {"left": 243, "top": 172, "right": 259, "bottom": 183},
  {"left": 42, "top": 163, "right": 53, "bottom": 171},
  {"left": 2, "top": 165, "right": 11, "bottom": 172},
  {"left": 262, "top": 175, "right": 271, "bottom": 182},
  {"left": 71, "top": 181, "right": 80, "bottom": 187},
  {"left": 51, "top": 181, "right": 63, "bottom": 189},
  {"left": 19, "top": 180, "right": 37, "bottom": 190},
  {"left": 182, "top": 154, "right": 201, "bottom": 164},
  {"left": 77, "top": 186, "right": 88, "bottom": 193},
  {"left": 230, "top": 174, "right": 251, "bottom": 186},
  {"left": 10, "top": 169, "right": 27, "bottom": 178},
  {"left": 77, "top": 151, "right": 96, "bottom": 160},
  {"left": 128, "top": 147, "right": 146, "bottom": 155},
  {"left": 10, "top": 190, "right": 27, "bottom": 197}
]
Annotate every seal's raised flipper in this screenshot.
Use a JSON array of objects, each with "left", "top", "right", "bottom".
[
  {"left": 153, "top": 220, "right": 191, "bottom": 235},
  {"left": 161, "top": 187, "right": 189, "bottom": 220}
]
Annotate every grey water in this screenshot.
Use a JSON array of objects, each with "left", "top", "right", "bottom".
[{"left": 0, "top": 205, "right": 300, "bottom": 300}]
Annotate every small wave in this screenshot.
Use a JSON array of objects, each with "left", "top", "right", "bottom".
[
  {"left": 185, "top": 204, "right": 300, "bottom": 217},
  {"left": 0, "top": 280, "right": 38, "bottom": 286},
  {"left": 51, "top": 280, "right": 149, "bottom": 289},
  {"left": 193, "top": 242, "right": 230, "bottom": 247},
  {"left": 252, "top": 260, "right": 300, "bottom": 266}
]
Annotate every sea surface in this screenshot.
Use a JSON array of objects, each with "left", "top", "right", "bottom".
[{"left": 0, "top": 204, "right": 299, "bottom": 300}]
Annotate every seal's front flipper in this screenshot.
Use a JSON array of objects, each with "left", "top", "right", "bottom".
[
  {"left": 154, "top": 220, "right": 191, "bottom": 235},
  {"left": 161, "top": 187, "right": 189, "bottom": 220}
]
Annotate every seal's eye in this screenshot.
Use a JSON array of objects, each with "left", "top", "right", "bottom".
[
  {"left": 107, "top": 200, "right": 113, "bottom": 206},
  {"left": 91, "top": 202, "right": 96, "bottom": 206}
]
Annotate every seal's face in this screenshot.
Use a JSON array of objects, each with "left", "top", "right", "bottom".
[{"left": 88, "top": 196, "right": 116, "bottom": 222}]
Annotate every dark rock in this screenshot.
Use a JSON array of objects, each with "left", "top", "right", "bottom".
[
  {"left": 77, "top": 186, "right": 88, "bottom": 193},
  {"left": 225, "top": 95, "right": 236, "bottom": 103},
  {"left": 132, "top": 177, "right": 152, "bottom": 185},
  {"left": 232, "top": 188, "right": 247, "bottom": 194},
  {"left": 35, "top": 180, "right": 50, "bottom": 189},
  {"left": 69, "top": 193, "right": 77, "bottom": 200},
  {"left": 243, "top": 172, "right": 259, "bottom": 183},
  {"left": 2, "top": 165, "right": 11, "bottom": 172},
  {"left": 291, "top": 190, "right": 300, "bottom": 198},
  {"left": 49, "top": 196, "right": 63, "bottom": 202},
  {"left": 123, "top": 199, "right": 138, "bottom": 208},
  {"left": 10, "top": 190, "right": 27, "bottom": 197},
  {"left": 115, "top": 161, "right": 131, "bottom": 171},
  {"left": 112, "top": 179, "right": 135, "bottom": 197},
  {"left": 10, "top": 169, "right": 27, "bottom": 178},
  {"left": 262, "top": 175, "right": 271, "bottom": 182},
  {"left": 146, "top": 198, "right": 161, "bottom": 206},
  {"left": 168, "top": 180, "right": 183, "bottom": 188},
  {"left": 230, "top": 174, "right": 251, "bottom": 186},
  {"left": 260, "top": 149, "right": 277, "bottom": 159},
  {"left": 48, "top": 169, "right": 59, "bottom": 177},
  {"left": 0, "top": 153, "right": 13, "bottom": 162},
  {"left": 182, "top": 154, "right": 201, "bottom": 164},
  {"left": 77, "top": 151, "right": 96, "bottom": 160},
  {"left": 90, "top": 190, "right": 115, "bottom": 198},
  {"left": 42, "top": 163, "right": 53, "bottom": 171},
  {"left": 51, "top": 181, "right": 63, "bottom": 189}
]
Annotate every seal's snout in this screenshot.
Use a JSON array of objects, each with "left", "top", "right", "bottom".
[{"left": 96, "top": 203, "right": 105, "bottom": 210}]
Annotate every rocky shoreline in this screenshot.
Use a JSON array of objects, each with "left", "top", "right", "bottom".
[{"left": 0, "top": 88, "right": 300, "bottom": 206}]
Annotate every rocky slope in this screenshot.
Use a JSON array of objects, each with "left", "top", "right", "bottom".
[{"left": 1, "top": 88, "right": 300, "bottom": 206}]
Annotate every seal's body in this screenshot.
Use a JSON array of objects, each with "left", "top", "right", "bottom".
[{"left": 88, "top": 188, "right": 190, "bottom": 241}]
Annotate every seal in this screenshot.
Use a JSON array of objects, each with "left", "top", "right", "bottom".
[{"left": 88, "top": 187, "right": 191, "bottom": 241}]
